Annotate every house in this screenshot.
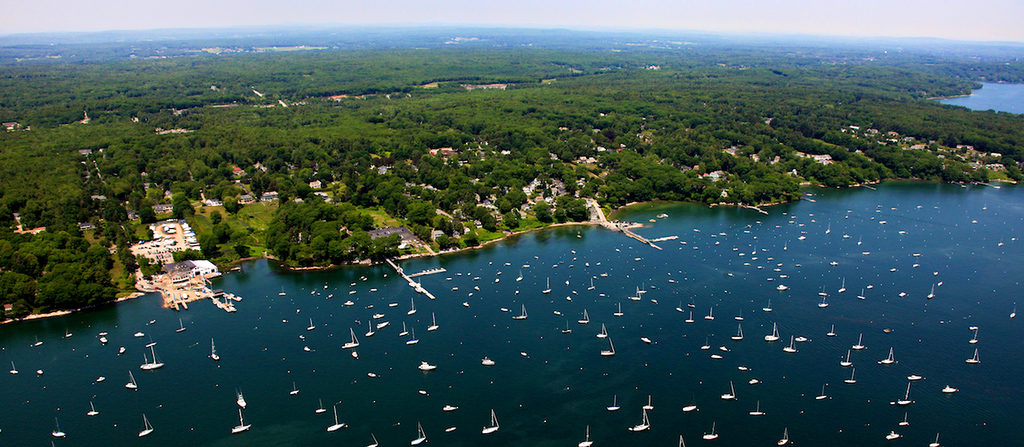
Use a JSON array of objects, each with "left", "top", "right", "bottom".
[
  {"left": 162, "top": 260, "right": 219, "bottom": 283},
  {"left": 78, "top": 148, "right": 93, "bottom": 156},
  {"left": 203, "top": 198, "right": 223, "bottom": 207},
  {"left": 153, "top": 204, "right": 173, "bottom": 214},
  {"left": 238, "top": 194, "right": 255, "bottom": 204},
  {"left": 90, "top": 195, "right": 107, "bottom": 201},
  {"left": 261, "top": 191, "right": 279, "bottom": 202},
  {"left": 126, "top": 210, "right": 138, "bottom": 221},
  {"left": 2, "top": 122, "right": 19, "bottom": 131},
  {"left": 78, "top": 222, "right": 96, "bottom": 231},
  {"left": 428, "top": 147, "right": 457, "bottom": 157},
  {"left": 368, "top": 226, "right": 419, "bottom": 249},
  {"left": 232, "top": 166, "right": 246, "bottom": 177},
  {"left": 309, "top": 180, "right": 322, "bottom": 189}
]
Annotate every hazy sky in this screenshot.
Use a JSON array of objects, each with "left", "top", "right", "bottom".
[{"left": 4, "top": 0, "right": 1023, "bottom": 42}]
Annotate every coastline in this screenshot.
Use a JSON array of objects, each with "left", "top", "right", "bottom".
[{"left": 0, "top": 291, "right": 150, "bottom": 326}]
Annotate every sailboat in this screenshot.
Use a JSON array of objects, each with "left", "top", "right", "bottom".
[
  {"left": 764, "top": 322, "right": 780, "bottom": 342},
  {"left": 929, "top": 433, "right": 941, "bottom": 447},
  {"left": 600, "top": 336, "right": 615, "bottom": 356},
  {"left": 606, "top": 394, "right": 621, "bottom": 411},
  {"left": 52, "top": 417, "right": 66, "bottom": 438},
  {"left": 927, "top": 283, "right": 935, "bottom": 299},
  {"left": 289, "top": 381, "right": 300, "bottom": 395},
  {"left": 315, "top": 398, "right": 327, "bottom": 414},
  {"left": 578, "top": 425, "right": 594, "bottom": 447},
  {"left": 886, "top": 431, "right": 901, "bottom": 440},
  {"left": 427, "top": 313, "right": 439, "bottom": 331},
  {"left": 587, "top": 277, "right": 595, "bottom": 291},
  {"left": 878, "top": 347, "right": 895, "bottom": 365},
  {"left": 966, "top": 348, "right": 981, "bottom": 364},
  {"left": 815, "top": 384, "right": 828, "bottom": 400},
  {"left": 702, "top": 422, "right": 719, "bottom": 440},
  {"left": 896, "top": 382, "right": 913, "bottom": 406},
  {"left": 685, "top": 311, "right": 694, "bottom": 323},
  {"left": 231, "top": 408, "right": 252, "bottom": 433},
  {"left": 542, "top": 277, "right": 551, "bottom": 294},
  {"left": 852, "top": 333, "right": 866, "bottom": 350},
  {"left": 899, "top": 412, "right": 910, "bottom": 426},
  {"left": 126, "top": 370, "right": 138, "bottom": 390},
  {"left": 597, "top": 323, "right": 608, "bottom": 339},
  {"left": 327, "top": 403, "right": 345, "bottom": 432},
  {"left": 87, "top": 401, "right": 99, "bottom": 416},
  {"left": 840, "top": 350, "right": 853, "bottom": 367},
  {"left": 516, "top": 270, "right": 523, "bottom": 282},
  {"left": 628, "top": 408, "right": 651, "bottom": 432},
  {"left": 762, "top": 299, "right": 773, "bottom": 312},
  {"left": 562, "top": 320, "right": 573, "bottom": 334},
  {"left": 140, "top": 342, "right": 164, "bottom": 370},
  {"left": 817, "top": 295, "right": 829, "bottom": 308},
  {"left": 512, "top": 304, "right": 528, "bottom": 320},
  {"left": 721, "top": 380, "right": 736, "bottom": 400},
  {"left": 844, "top": 368, "right": 857, "bottom": 384},
  {"left": 731, "top": 323, "right": 744, "bottom": 341},
  {"left": 578, "top": 309, "right": 590, "bottom": 324},
  {"left": 406, "top": 328, "right": 419, "bottom": 345},
  {"left": 210, "top": 338, "right": 220, "bottom": 361},
  {"left": 704, "top": 306, "right": 715, "bottom": 320},
  {"left": 777, "top": 427, "right": 790, "bottom": 445},
  {"left": 643, "top": 394, "right": 654, "bottom": 410},
  {"left": 857, "top": 288, "right": 866, "bottom": 300},
  {"left": 365, "top": 317, "right": 376, "bottom": 337},
  {"left": 9, "top": 361, "right": 17, "bottom": 375},
  {"left": 408, "top": 297, "right": 417, "bottom": 316},
  {"left": 827, "top": 324, "right": 836, "bottom": 337},
  {"left": 176, "top": 318, "right": 187, "bottom": 333},
  {"left": 700, "top": 336, "right": 711, "bottom": 350},
  {"left": 368, "top": 433, "right": 380, "bottom": 447},
  {"left": 838, "top": 277, "right": 846, "bottom": 293},
  {"left": 613, "top": 302, "right": 623, "bottom": 317},
  {"left": 783, "top": 335, "right": 797, "bottom": 353},
  {"left": 306, "top": 318, "right": 315, "bottom": 331},
  {"left": 343, "top": 328, "right": 360, "bottom": 349},
  {"left": 138, "top": 413, "right": 154, "bottom": 437},
  {"left": 749, "top": 400, "right": 765, "bottom": 416},
  {"left": 481, "top": 409, "right": 499, "bottom": 434},
  {"left": 410, "top": 421, "right": 427, "bottom": 445}
]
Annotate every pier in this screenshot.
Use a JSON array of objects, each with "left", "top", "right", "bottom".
[
  {"left": 386, "top": 259, "right": 438, "bottom": 299},
  {"left": 585, "top": 198, "right": 662, "bottom": 250}
]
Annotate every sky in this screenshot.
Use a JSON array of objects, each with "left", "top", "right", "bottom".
[{"left": 3, "top": 0, "right": 1023, "bottom": 42}]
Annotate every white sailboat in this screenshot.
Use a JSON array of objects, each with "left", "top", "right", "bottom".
[
  {"left": 783, "top": 335, "right": 797, "bottom": 353},
  {"left": 408, "top": 297, "right": 417, "bottom": 316},
  {"left": 365, "top": 316, "right": 376, "bottom": 337},
  {"left": 140, "top": 343, "right": 164, "bottom": 370},
  {"left": 702, "top": 422, "right": 719, "bottom": 440},
  {"left": 231, "top": 408, "right": 251, "bottom": 434},
  {"left": 817, "top": 295, "right": 829, "bottom": 308},
  {"left": 643, "top": 394, "right": 654, "bottom": 410},
  {"left": 878, "top": 347, "right": 895, "bottom": 365},
  {"left": 927, "top": 283, "right": 935, "bottom": 299},
  {"left": 606, "top": 394, "right": 621, "bottom": 411},
  {"left": 600, "top": 336, "right": 615, "bottom": 356},
  {"left": 929, "top": 433, "right": 941, "bottom": 447},
  {"left": 969, "top": 327, "right": 979, "bottom": 344},
  {"left": 896, "top": 382, "right": 913, "bottom": 406},
  {"left": 597, "top": 323, "right": 608, "bottom": 339},
  {"left": 857, "top": 288, "right": 866, "bottom": 300},
  {"left": 852, "top": 333, "right": 866, "bottom": 350},
  {"left": 720, "top": 380, "right": 736, "bottom": 400},
  {"left": 749, "top": 400, "right": 765, "bottom": 416},
  {"left": 87, "top": 401, "right": 99, "bottom": 416},
  {"left": 844, "top": 368, "right": 857, "bottom": 384},
  {"left": 765, "top": 322, "right": 780, "bottom": 342},
  {"left": 9, "top": 361, "right": 17, "bottom": 375},
  {"left": 327, "top": 403, "right": 345, "bottom": 432},
  {"left": 210, "top": 338, "right": 220, "bottom": 361},
  {"left": 427, "top": 312, "right": 439, "bottom": 331},
  {"left": 343, "top": 328, "right": 360, "bottom": 349},
  {"left": 762, "top": 298, "right": 773, "bottom": 312},
  {"left": 627, "top": 407, "right": 651, "bottom": 432},
  {"left": 410, "top": 421, "right": 427, "bottom": 445},
  {"left": 685, "top": 311, "right": 694, "bottom": 323},
  {"left": 777, "top": 427, "right": 790, "bottom": 445},
  {"left": 731, "top": 323, "right": 744, "bottom": 341},
  {"left": 966, "top": 348, "right": 981, "bottom": 364},
  {"left": 837, "top": 277, "right": 846, "bottom": 293},
  {"left": 481, "top": 409, "right": 499, "bottom": 434},
  {"left": 51, "top": 417, "right": 66, "bottom": 438},
  {"left": 406, "top": 328, "right": 419, "bottom": 345},
  {"left": 176, "top": 318, "right": 186, "bottom": 333},
  {"left": 315, "top": 398, "right": 327, "bottom": 414},
  {"left": 289, "top": 381, "right": 300, "bottom": 395},
  {"left": 613, "top": 302, "right": 623, "bottom": 317},
  {"left": 542, "top": 277, "right": 551, "bottom": 294},
  {"left": 826, "top": 324, "right": 836, "bottom": 337},
  {"left": 578, "top": 425, "right": 594, "bottom": 447},
  {"left": 126, "top": 370, "right": 138, "bottom": 390},
  {"left": 512, "top": 304, "right": 528, "bottom": 320},
  {"left": 588, "top": 277, "right": 595, "bottom": 291},
  {"left": 815, "top": 383, "right": 828, "bottom": 400},
  {"left": 368, "top": 433, "right": 380, "bottom": 447},
  {"left": 236, "top": 391, "right": 247, "bottom": 409},
  {"left": 138, "top": 413, "right": 154, "bottom": 437},
  {"left": 704, "top": 306, "right": 715, "bottom": 320},
  {"left": 899, "top": 412, "right": 910, "bottom": 426},
  {"left": 562, "top": 320, "right": 573, "bottom": 334},
  {"left": 578, "top": 309, "right": 590, "bottom": 324},
  {"left": 840, "top": 349, "right": 853, "bottom": 367},
  {"left": 307, "top": 318, "right": 315, "bottom": 331}
]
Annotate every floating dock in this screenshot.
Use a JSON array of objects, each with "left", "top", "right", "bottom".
[{"left": 386, "top": 259, "right": 438, "bottom": 299}]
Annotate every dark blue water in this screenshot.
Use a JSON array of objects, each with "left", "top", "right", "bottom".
[
  {"left": 939, "top": 83, "right": 1024, "bottom": 113},
  {"left": 2, "top": 182, "right": 1022, "bottom": 446}
]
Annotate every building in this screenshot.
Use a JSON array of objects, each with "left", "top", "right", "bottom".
[
  {"left": 309, "top": 180, "right": 322, "bottom": 189},
  {"left": 2, "top": 122, "right": 19, "bottom": 131},
  {"left": 261, "top": 191, "right": 279, "bottom": 202},
  {"left": 368, "top": 226, "right": 419, "bottom": 249},
  {"left": 162, "top": 260, "right": 219, "bottom": 283},
  {"left": 153, "top": 203, "right": 173, "bottom": 214}
]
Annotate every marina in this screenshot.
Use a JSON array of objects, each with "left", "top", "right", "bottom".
[{"left": 1, "top": 182, "right": 1022, "bottom": 446}]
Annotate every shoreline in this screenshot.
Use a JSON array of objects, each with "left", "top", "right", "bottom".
[{"left": 0, "top": 291, "right": 150, "bottom": 326}]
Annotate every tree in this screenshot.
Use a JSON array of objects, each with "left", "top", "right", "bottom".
[
  {"left": 533, "top": 201, "right": 552, "bottom": 223},
  {"left": 172, "top": 194, "right": 194, "bottom": 219},
  {"left": 223, "top": 197, "right": 241, "bottom": 214},
  {"left": 138, "top": 207, "right": 157, "bottom": 224},
  {"left": 210, "top": 211, "right": 223, "bottom": 225}
]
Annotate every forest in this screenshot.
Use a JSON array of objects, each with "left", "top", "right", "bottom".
[{"left": 1, "top": 29, "right": 1023, "bottom": 317}]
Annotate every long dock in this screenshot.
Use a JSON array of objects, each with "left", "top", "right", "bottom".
[
  {"left": 585, "top": 198, "right": 662, "bottom": 250},
  {"left": 386, "top": 259, "right": 437, "bottom": 300}
]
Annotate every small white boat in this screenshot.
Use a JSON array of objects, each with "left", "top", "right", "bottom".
[
  {"left": 907, "top": 374, "right": 923, "bottom": 381},
  {"left": 578, "top": 425, "right": 594, "bottom": 447},
  {"left": 9, "top": 361, "right": 17, "bottom": 375},
  {"left": 481, "top": 409, "right": 499, "bottom": 434},
  {"left": 702, "top": 421, "right": 719, "bottom": 440},
  {"left": 929, "top": 433, "right": 941, "bottom": 447},
  {"left": 442, "top": 404, "right": 459, "bottom": 412},
  {"left": 140, "top": 343, "right": 164, "bottom": 370},
  {"left": 210, "top": 338, "right": 220, "bottom": 361},
  {"left": 749, "top": 400, "right": 765, "bottom": 416},
  {"left": 899, "top": 412, "right": 910, "bottom": 426},
  {"left": 343, "top": 328, "right": 360, "bottom": 349},
  {"left": 942, "top": 385, "right": 959, "bottom": 394},
  {"left": 512, "top": 304, "right": 528, "bottom": 320},
  {"left": 852, "top": 333, "right": 866, "bottom": 350},
  {"left": 826, "top": 324, "right": 836, "bottom": 337},
  {"left": 885, "top": 430, "right": 901, "bottom": 440},
  {"left": 126, "top": 370, "right": 138, "bottom": 390},
  {"left": 606, "top": 394, "right": 620, "bottom": 411},
  {"left": 578, "top": 309, "right": 590, "bottom": 325},
  {"left": 878, "top": 347, "right": 895, "bottom": 365},
  {"left": 481, "top": 357, "right": 495, "bottom": 366},
  {"left": 418, "top": 361, "right": 437, "bottom": 371},
  {"left": 627, "top": 407, "right": 651, "bottom": 432},
  {"left": 406, "top": 328, "right": 419, "bottom": 345},
  {"left": 87, "top": 401, "right": 99, "bottom": 416},
  {"left": 731, "top": 323, "right": 744, "bottom": 341},
  {"left": 138, "top": 413, "right": 154, "bottom": 437},
  {"left": 896, "top": 382, "right": 913, "bottom": 406},
  {"left": 408, "top": 297, "right": 417, "bottom": 316},
  {"left": 289, "top": 382, "right": 300, "bottom": 395},
  {"left": 783, "top": 336, "right": 797, "bottom": 353},
  {"left": 840, "top": 350, "right": 853, "bottom": 367},
  {"left": 326, "top": 404, "right": 345, "bottom": 432},
  {"left": 410, "top": 421, "right": 427, "bottom": 445},
  {"left": 427, "top": 313, "right": 439, "bottom": 331},
  {"left": 52, "top": 417, "right": 66, "bottom": 438},
  {"left": 720, "top": 381, "right": 736, "bottom": 400},
  {"left": 765, "top": 322, "right": 780, "bottom": 342},
  {"left": 613, "top": 302, "right": 624, "bottom": 317},
  {"left": 966, "top": 348, "right": 981, "bottom": 364},
  {"left": 315, "top": 399, "right": 327, "bottom": 414},
  {"left": 600, "top": 337, "right": 615, "bottom": 356},
  {"left": 643, "top": 394, "right": 654, "bottom": 410},
  {"left": 231, "top": 408, "right": 252, "bottom": 434},
  {"left": 815, "top": 383, "right": 828, "bottom": 400},
  {"left": 844, "top": 368, "right": 857, "bottom": 384},
  {"left": 777, "top": 427, "right": 789, "bottom": 445},
  {"left": 176, "top": 318, "right": 187, "bottom": 333}
]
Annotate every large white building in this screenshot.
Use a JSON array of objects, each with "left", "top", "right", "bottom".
[{"left": 162, "top": 260, "right": 220, "bottom": 283}]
